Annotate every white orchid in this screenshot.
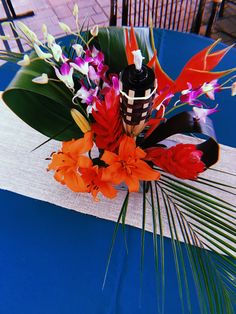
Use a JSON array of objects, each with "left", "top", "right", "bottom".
[{"left": 54, "top": 63, "right": 74, "bottom": 89}]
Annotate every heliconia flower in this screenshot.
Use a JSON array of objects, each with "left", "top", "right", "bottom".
[
  {"left": 132, "top": 49, "right": 144, "bottom": 71},
  {"left": 32, "top": 73, "right": 49, "bottom": 84},
  {"left": 231, "top": 82, "right": 236, "bottom": 96},
  {"left": 151, "top": 41, "right": 234, "bottom": 110},
  {"left": 47, "top": 132, "right": 93, "bottom": 193},
  {"left": 72, "top": 44, "right": 83, "bottom": 57},
  {"left": 17, "top": 21, "right": 40, "bottom": 44},
  {"left": 144, "top": 105, "right": 166, "bottom": 139},
  {"left": 17, "top": 54, "right": 30, "bottom": 66},
  {"left": 58, "top": 22, "right": 71, "bottom": 34},
  {"left": 54, "top": 63, "right": 74, "bottom": 89},
  {"left": 51, "top": 43, "right": 62, "bottom": 62},
  {"left": 173, "top": 41, "right": 234, "bottom": 92},
  {"left": 34, "top": 43, "right": 53, "bottom": 59},
  {"left": 90, "top": 25, "right": 99, "bottom": 37},
  {"left": 92, "top": 87, "right": 123, "bottom": 152},
  {"left": 71, "top": 109, "right": 91, "bottom": 133},
  {"left": 202, "top": 80, "right": 221, "bottom": 100},
  {"left": 145, "top": 144, "right": 205, "bottom": 180},
  {"left": 125, "top": 26, "right": 139, "bottom": 65},
  {"left": 79, "top": 166, "right": 117, "bottom": 201},
  {"left": 70, "top": 57, "right": 90, "bottom": 76},
  {"left": 193, "top": 105, "right": 218, "bottom": 123},
  {"left": 101, "top": 135, "right": 161, "bottom": 192}
]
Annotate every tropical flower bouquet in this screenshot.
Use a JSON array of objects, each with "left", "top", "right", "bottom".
[{"left": 0, "top": 6, "right": 236, "bottom": 312}]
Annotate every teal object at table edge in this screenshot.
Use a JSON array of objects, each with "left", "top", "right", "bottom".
[{"left": 0, "top": 29, "right": 235, "bottom": 314}]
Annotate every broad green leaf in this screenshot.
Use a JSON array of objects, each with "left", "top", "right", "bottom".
[{"left": 2, "top": 57, "right": 83, "bottom": 141}]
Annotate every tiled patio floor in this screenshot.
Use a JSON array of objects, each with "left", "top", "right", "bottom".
[{"left": 0, "top": 0, "right": 235, "bottom": 51}]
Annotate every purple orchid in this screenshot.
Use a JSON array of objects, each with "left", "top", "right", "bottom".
[
  {"left": 73, "top": 84, "right": 98, "bottom": 106},
  {"left": 193, "top": 105, "right": 218, "bottom": 123},
  {"left": 180, "top": 83, "right": 202, "bottom": 106},
  {"left": 85, "top": 46, "right": 104, "bottom": 67},
  {"left": 202, "top": 80, "right": 221, "bottom": 100},
  {"left": 54, "top": 63, "right": 74, "bottom": 89},
  {"left": 70, "top": 56, "right": 92, "bottom": 76}
]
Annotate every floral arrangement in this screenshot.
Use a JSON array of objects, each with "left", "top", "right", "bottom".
[{"left": 0, "top": 6, "right": 236, "bottom": 313}]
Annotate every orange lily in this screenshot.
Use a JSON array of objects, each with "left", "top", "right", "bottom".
[
  {"left": 80, "top": 166, "right": 117, "bottom": 201},
  {"left": 48, "top": 132, "right": 93, "bottom": 192},
  {"left": 101, "top": 135, "right": 160, "bottom": 192}
]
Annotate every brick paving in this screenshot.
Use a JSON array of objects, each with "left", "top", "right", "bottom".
[{"left": 0, "top": 0, "right": 235, "bottom": 52}]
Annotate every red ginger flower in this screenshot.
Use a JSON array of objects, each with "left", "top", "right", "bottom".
[
  {"left": 145, "top": 144, "right": 205, "bottom": 180},
  {"left": 92, "top": 87, "right": 123, "bottom": 152},
  {"left": 101, "top": 135, "right": 161, "bottom": 192}
]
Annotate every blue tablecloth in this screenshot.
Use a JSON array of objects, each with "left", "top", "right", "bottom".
[{"left": 0, "top": 29, "right": 235, "bottom": 314}]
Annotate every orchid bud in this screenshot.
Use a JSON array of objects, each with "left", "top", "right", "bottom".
[
  {"left": 47, "top": 34, "right": 55, "bottom": 48},
  {"left": 17, "top": 54, "right": 30, "bottom": 66},
  {"left": 34, "top": 44, "right": 53, "bottom": 59},
  {"left": 58, "top": 22, "right": 71, "bottom": 34},
  {"left": 42, "top": 24, "right": 48, "bottom": 38},
  {"left": 231, "top": 82, "right": 236, "bottom": 96},
  {"left": 73, "top": 4, "right": 79, "bottom": 17},
  {"left": 90, "top": 25, "right": 99, "bottom": 37},
  {"left": 71, "top": 109, "right": 91, "bottom": 133},
  {"left": 32, "top": 73, "right": 49, "bottom": 84},
  {"left": 72, "top": 44, "right": 83, "bottom": 57},
  {"left": 51, "top": 43, "right": 62, "bottom": 62},
  {"left": 17, "top": 21, "right": 39, "bottom": 44}
]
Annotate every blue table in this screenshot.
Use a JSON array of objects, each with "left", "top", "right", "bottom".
[{"left": 0, "top": 29, "right": 235, "bottom": 314}]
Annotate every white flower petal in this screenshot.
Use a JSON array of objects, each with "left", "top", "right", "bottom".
[
  {"left": 32, "top": 73, "right": 48, "bottom": 84},
  {"left": 17, "top": 54, "right": 30, "bottom": 66},
  {"left": 34, "top": 44, "right": 52, "bottom": 59},
  {"left": 51, "top": 43, "right": 62, "bottom": 62},
  {"left": 72, "top": 44, "right": 83, "bottom": 57},
  {"left": 90, "top": 25, "right": 99, "bottom": 37},
  {"left": 231, "top": 82, "right": 236, "bottom": 96}
]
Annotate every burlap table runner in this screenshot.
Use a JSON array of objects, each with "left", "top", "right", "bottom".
[{"left": 0, "top": 96, "right": 235, "bottom": 252}]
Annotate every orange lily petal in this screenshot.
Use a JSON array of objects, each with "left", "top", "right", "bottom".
[
  {"left": 124, "top": 175, "right": 140, "bottom": 192},
  {"left": 119, "top": 135, "right": 136, "bottom": 159},
  {"left": 133, "top": 160, "right": 161, "bottom": 181},
  {"left": 101, "top": 150, "right": 119, "bottom": 165}
]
